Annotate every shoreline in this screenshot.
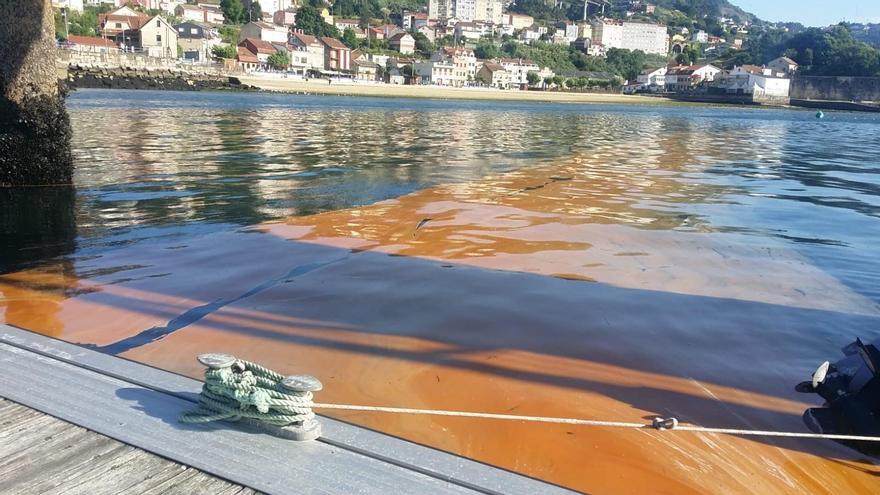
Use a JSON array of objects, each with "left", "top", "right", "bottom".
[{"left": 234, "top": 75, "right": 675, "bottom": 105}]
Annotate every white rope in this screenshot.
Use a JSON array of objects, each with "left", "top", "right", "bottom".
[{"left": 312, "top": 403, "right": 880, "bottom": 443}]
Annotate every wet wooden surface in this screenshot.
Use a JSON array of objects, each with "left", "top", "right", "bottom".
[{"left": 0, "top": 398, "right": 256, "bottom": 495}]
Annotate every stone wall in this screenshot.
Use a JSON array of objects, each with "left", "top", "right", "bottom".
[
  {"left": 58, "top": 48, "right": 232, "bottom": 74},
  {"left": 58, "top": 49, "right": 254, "bottom": 91},
  {"left": 65, "top": 65, "right": 247, "bottom": 91},
  {"left": 791, "top": 76, "right": 880, "bottom": 102}
]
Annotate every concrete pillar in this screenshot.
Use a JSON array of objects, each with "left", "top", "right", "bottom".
[{"left": 0, "top": 0, "right": 73, "bottom": 186}]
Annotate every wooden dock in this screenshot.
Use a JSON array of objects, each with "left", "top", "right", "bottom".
[
  {"left": 0, "top": 398, "right": 255, "bottom": 494},
  {"left": 0, "top": 324, "right": 575, "bottom": 495}
]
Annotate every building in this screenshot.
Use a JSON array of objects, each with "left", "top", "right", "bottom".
[
  {"left": 175, "top": 21, "right": 220, "bottom": 62},
  {"left": 428, "top": 0, "right": 502, "bottom": 23},
  {"left": 691, "top": 30, "right": 708, "bottom": 43},
  {"left": 320, "top": 36, "right": 351, "bottom": 71},
  {"left": 386, "top": 68, "right": 405, "bottom": 85},
  {"left": 636, "top": 66, "right": 666, "bottom": 88},
  {"left": 157, "top": 0, "right": 185, "bottom": 13},
  {"left": 504, "top": 13, "right": 534, "bottom": 30},
  {"left": 591, "top": 18, "right": 668, "bottom": 56},
  {"left": 414, "top": 60, "right": 456, "bottom": 86},
  {"left": 767, "top": 56, "right": 799, "bottom": 77},
  {"left": 239, "top": 38, "right": 277, "bottom": 64},
  {"left": 334, "top": 19, "right": 360, "bottom": 32},
  {"left": 497, "top": 58, "right": 539, "bottom": 88},
  {"left": 476, "top": 63, "right": 509, "bottom": 89},
  {"left": 273, "top": 9, "right": 297, "bottom": 27},
  {"left": 65, "top": 34, "right": 118, "bottom": 53},
  {"left": 289, "top": 32, "right": 325, "bottom": 70},
  {"left": 98, "top": 6, "right": 150, "bottom": 47},
  {"left": 53, "top": 0, "right": 84, "bottom": 12},
  {"left": 719, "top": 65, "right": 791, "bottom": 97},
  {"left": 665, "top": 64, "right": 722, "bottom": 92},
  {"left": 353, "top": 60, "right": 379, "bottom": 81},
  {"left": 455, "top": 21, "right": 491, "bottom": 41},
  {"left": 138, "top": 16, "right": 178, "bottom": 58},
  {"left": 236, "top": 46, "right": 261, "bottom": 71},
  {"left": 388, "top": 33, "right": 415, "bottom": 55},
  {"left": 98, "top": 7, "right": 178, "bottom": 57},
  {"left": 432, "top": 47, "right": 476, "bottom": 85},
  {"left": 239, "top": 21, "right": 288, "bottom": 44},
  {"left": 175, "top": 4, "right": 224, "bottom": 25}
]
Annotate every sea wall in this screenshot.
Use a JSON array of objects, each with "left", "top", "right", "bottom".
[
  {"left": 58, "top": 49, "right": 249, "bottom": 91},
  {"left": 65, "top": 65, "right": 243, "bottom": 91},
  {"left": 791, "top": 76, "right": 880, "bottom": 102},
  {"left": 665, "top": 93, "right": 789, "bottom": 106}
]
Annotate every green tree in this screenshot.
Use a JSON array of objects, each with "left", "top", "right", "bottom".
[
  {"left": 605, "top": 48, "right": 648, "bottom": 81},
  {"left": 526, "top": 71, "right": 541, "bottom": 86},
  {"left": 218, "top": 25, "right": 241, "bottom": 44},
  {"left": 342, "top": 27, "right": 358, "bottom": 49},
  {"left": 474, "top": 39, "right": 502, "bottom": 59},
  {"left": 248, "top": 0, "right": 262, "bottom": 21},
  {"left": 551, "top": 75, "right": 564, "bottom": 87},
  {"left": 294, "top": 6, "right": 340, "bottom": 38},
  {"left": 412, "top": 31, "right": 433, "bottom": 56},
  {"left": 543, "top": 75, "right": 554, "bottom": 88},
  {"left": 212, "top": 44, "right": 238, "bottom": 59},
  {"left": 267, "top": 50, "right": 290, "bottom": 70},
  {"left": 221, "top": 0, "right": 245, "bottom": 24}
]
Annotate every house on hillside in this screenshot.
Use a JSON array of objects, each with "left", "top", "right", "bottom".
[
  {"left": 388, "top": 33, "right": 415, "bottom": 55},
  {"left": 716, "top": 65, "right": 791, "bottom": 97},
  {"left": 665, "top": 64, "right": 722, "bottom": 92},
  {"left": 289, "top": 32, "right": 325, "bottom": 71},
  {"left": 497, "top": 58, "right": 539, "bottom": 89},
  {"left": 237, "top": 46, "right": 261, "bottom": 71},
  {"left": 431, "top": 47, "right": 476, "bottom": 85},
  {"left": 353, "top": 60, "right": 379, "bottom": 81},
  {"left": 240, "top": 21, "right": 288, "bottom": 43},
  {"left": 414, "top": 59, "right": 456, "bottom": 86},
  {"left": 239, "top": 38, "right": 277, "bottom": 64},
  {"left": 176, "top": 4, "right": 225, "bottom": 25},
  {"left": 320, "top": 36, "right": 351, "bottom": 71},
  {"left": 767, "top": 56, "right": 799, "bottom": 77},
  {"left": 636, "top": 66, "right": 667, "bottom": 89},
  {"left": 476, "top": 63, "right": 510, "bottom": 89},
  {"left": 273, "top": 9, "right": 297, "bottom": 27},
  {"left": 176, "top": 21, "right": 220, "bottom": 62}
]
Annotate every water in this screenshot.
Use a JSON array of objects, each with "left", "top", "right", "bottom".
[{"left": 3, "top": 89, "right": 880, "bottom": 493}]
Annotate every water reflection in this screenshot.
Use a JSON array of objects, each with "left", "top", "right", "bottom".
[{"left": 3, "top": 90, "right": 880, "bottom": 494}]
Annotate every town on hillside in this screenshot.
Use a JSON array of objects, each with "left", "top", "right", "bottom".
[{"left": 50, "top": 0, "right": 880, "bottom": 101}]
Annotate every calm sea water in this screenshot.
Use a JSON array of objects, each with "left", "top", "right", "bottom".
[
  {"left": 4, "top": 89, "right": 880, "bottom": 302},
  {"left": 5, "top": 89, "right": 880, "bottom": 492}
]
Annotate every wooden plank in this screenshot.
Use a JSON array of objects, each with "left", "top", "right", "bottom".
[
  {"left": 0, "top": 399, "right": 250, "bottom": 495},
  {"left": 0, "top": 342, "right": 481, "bottom": 494},
  {"left": 0, "top": 324, "right": 575, "bottom": 495}
]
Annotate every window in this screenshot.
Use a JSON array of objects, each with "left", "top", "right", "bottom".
[
  {"left": 157, "top": 20, "right": 161, "bottom": 27},
  {"left": 156, "top": 34, "right": 162, "bottom": 42},
  {"left": 115, "top": 22, "right": 122, "bottom": 28},
  {"left": 191, "top": 28, "right": 198, "bottom": 34}
]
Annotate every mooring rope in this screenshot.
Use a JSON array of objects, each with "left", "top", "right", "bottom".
[{"left": 179, "top": 354, "right": 880, "bottom": 443}]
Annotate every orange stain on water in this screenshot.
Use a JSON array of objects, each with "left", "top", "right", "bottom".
[{"left": 3, "top": 158, "right": 880, "bottom": 494}]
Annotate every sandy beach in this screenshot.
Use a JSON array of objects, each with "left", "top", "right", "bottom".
[{"left": 236, "top": 74, "right": 672, "bottom": 104}]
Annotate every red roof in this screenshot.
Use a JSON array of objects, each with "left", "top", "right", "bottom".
[
  {"left": 67, "top": 35, "right": 117, "bottom": 48},
  {"left": 99, "top": 13, "right": 150, "bottom": 30},
  {"left": 240, "top": 37, "right": 276, "bottom": 54},
  {"left": 389, "top": 32, "right": 413, "bottom": 42},
  {"left": 291, "top": 32, "right": 319, "bottom": 45},
  {"left": 320, "top": 36, "right": 349, "bottom": 50},
  {"left": 237, "top": 46, "right": 259, "bottom": 63}
]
